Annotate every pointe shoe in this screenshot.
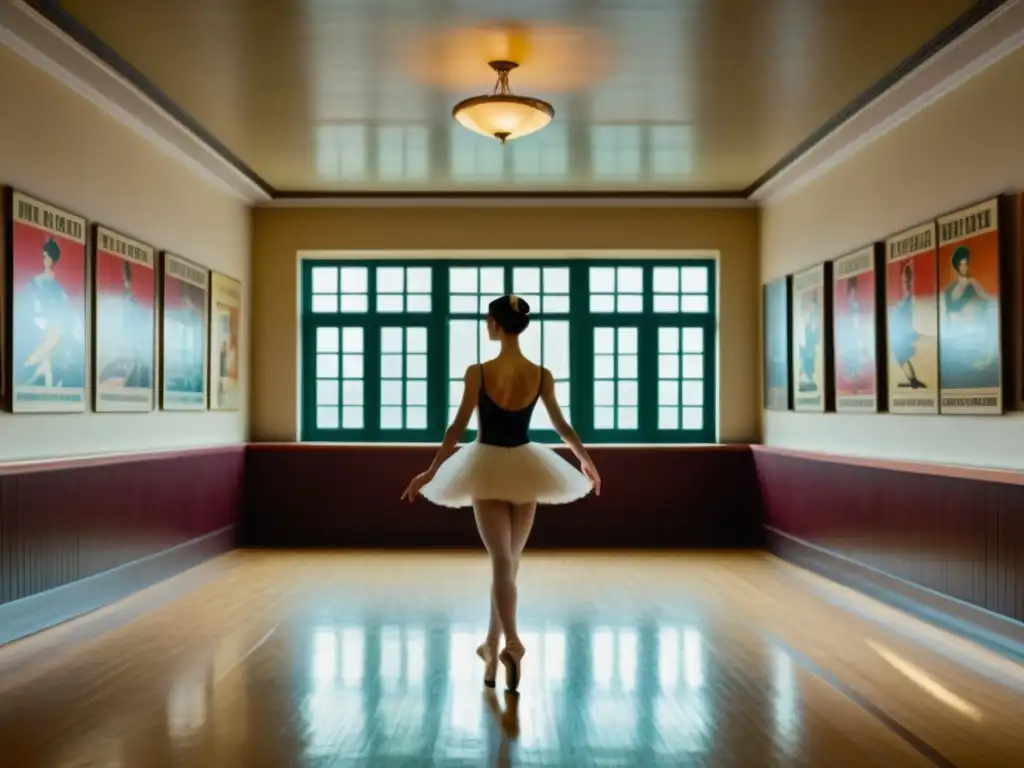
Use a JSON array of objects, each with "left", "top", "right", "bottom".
[
  {"left": 476, "top": 644, "right": 497, "bottom": 688},
  {"left": 498, "top": 644, "right": 525, "bottom": 692}
]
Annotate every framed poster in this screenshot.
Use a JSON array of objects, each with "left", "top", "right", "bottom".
[
  {"left": 208, "top": 271, "right": 241, "bottom": 411},
  {"left": 93, "top": 226, "right": 156, "bottom": 412},
  {"left": 832, "top": 244, "right": 884, "bottom": 413},
  {"left": 2, "top": 189, "right": 87, "bottom": 413},
  {"left": 763, "top": 276, "right": 791, "bottom": 410},
  {"left": 160, "top": 252, "right": 208, "bottom": 410},
  {"left": 791, "top": 262, "right": 833, "bottom": 412},
  {"left": 937, "top": 198, "right": 1002, "bottom": 414},
  {"left": 885, "top": 222, "right": 939, "bottom": 414}
]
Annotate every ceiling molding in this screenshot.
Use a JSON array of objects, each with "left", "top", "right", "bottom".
[
  {"left": 750, "top": 0, "right": 1024, "bottom": 205},
  {"left": 0, "top": 0, "right": 271, "bottom": 204},
  {"left": 260, "top": 194, "right": 756, "bottom": 209}
]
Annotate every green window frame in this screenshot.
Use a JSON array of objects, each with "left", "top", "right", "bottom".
[{"left": 301, "top": 258, "right": 717, "bottom": 444}]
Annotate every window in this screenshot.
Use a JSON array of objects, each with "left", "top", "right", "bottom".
[{"left": 301, "top": 258, "right": 716, "bottom": 444}]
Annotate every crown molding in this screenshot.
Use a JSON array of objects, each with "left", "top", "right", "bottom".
[
  {"left": 260, "top": 194, "right": 756, "bottom": 209},
  {"left": 751, "top": 0, "right": 1024, "bottom": 205},
  {"left": 0, "top": 0, "right": 270, "bottom": 204}
]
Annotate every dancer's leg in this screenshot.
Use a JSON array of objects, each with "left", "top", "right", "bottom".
[
  {"left": 485, "top": 502, "right": 537, "bottom": 643},
  {"left": 473, "top": 500, "right": 521, "bottom": 649}
]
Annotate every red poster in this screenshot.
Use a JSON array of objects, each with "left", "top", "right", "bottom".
[
  {"left": 832, "top": 246, "right": 878, "bottom": 412},
  {"left": 161, "top": 252, "right": 208, "bottom": 410}
]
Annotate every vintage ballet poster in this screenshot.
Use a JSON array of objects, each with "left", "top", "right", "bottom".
[
  {"left": 161, "top": 252, "right": 208, "bottom": 410},
  {"left": 791, "top": 263, "right": 830, "bottom": 412},
  {"left": 937, "top": 198, "right": 1002, "bottom": 414},
  {"left": 885, "top": 222, "right": 939, "bottom": 414},
  {"left": 763, "top": 276, "right": 791, "bottom": 410},
  {"left": 208, "top": 271, "right": 241, "bottom": 411},
  {"left": 4, "top": 190, "right": 87, "bottom": 413},
  {"left": 832, "top": 245, "right": 881, "bottom": 413},
  {"left": 93, "top": 226, "right": 156, "bottom": 412}
]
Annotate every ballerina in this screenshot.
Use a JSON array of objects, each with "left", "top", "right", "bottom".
[{"left": 401, "top": 293, "right": 600, "bottom": 691}]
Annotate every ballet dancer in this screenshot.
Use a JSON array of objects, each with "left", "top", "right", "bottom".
[{"left": 401, "top": 294, "right": 600, "bottom": 691}]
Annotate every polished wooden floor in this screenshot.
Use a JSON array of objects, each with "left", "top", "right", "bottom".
[{"left": 1, "top": 552, "right": 1022, "bottom": 767}]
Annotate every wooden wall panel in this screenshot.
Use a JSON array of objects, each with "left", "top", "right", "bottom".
[{"left": 244, "top": 444, "right": 762, "bottom": 549}]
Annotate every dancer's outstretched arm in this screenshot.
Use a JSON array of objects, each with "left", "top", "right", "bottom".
[{"left": 538, "top": 368, "right": 601, "bottom": 495}]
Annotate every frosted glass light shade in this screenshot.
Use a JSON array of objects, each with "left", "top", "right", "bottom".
[{"left": 453, "top": 96, "right": 554, "bottom": 142}]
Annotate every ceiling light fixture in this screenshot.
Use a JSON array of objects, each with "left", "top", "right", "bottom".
[{"left": 452, "top": 61, "right": 554, "bottom": 144}]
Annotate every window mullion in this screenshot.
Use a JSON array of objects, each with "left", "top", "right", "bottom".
[
  {"left": 569, "top": 262, "right": 592, "bottom": 442},
  {"left": 430, "top": 260, "right": 448, "bottom": 440}
]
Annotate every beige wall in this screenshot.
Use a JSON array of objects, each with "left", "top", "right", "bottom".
[
  {"left": 761, "top": 46, "right": 1024, "bottom": 470},
  {"left": 0, "top": 45, "right": 251, "bottom": 461},
  {"left": 252, "top": 206, "right": 760, "bottom": 443}
]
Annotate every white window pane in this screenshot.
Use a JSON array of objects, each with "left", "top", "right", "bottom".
[
  {"left": 406, "top": 294, "right": 432, "bottom": 313},
  {"left": 406, "top": 380, "right": 427, "bottom": 406},
  {"left": 343, "top": 380, "right": 363, "bottom": 405},
  {"left": 479, "top": 295, "right": 503, "bottom": 314},
  {"left": 480, "top": 268, "right": 504, "bottom": 294},
  {"left": 317, "top": 353, "right": 339, "bottom": 378},
  {"left": 544, "top": 321, "right": 570, "bottom": 379},
  {"left": 658, "top": 406, "right": 678, "bottom": 430},
  {"left": 312, "top": 267, "right": 338, "bottom": 294},
  {"left": 682, "top": 354, "right": 703, "bottom": 379},
  {"left": 450, "top": 268, "right": 477, "bottom": 293},
  {"left": 381, "top": 406, "right": 403, "bottom": 429},
  {"left": 555, "top": 380, "right": 570, "bottom": 404},
  {"left": 519, "top": 323, "right": 542, "bottom": 361},
  {"left": 618, "top": 407, "right": 638, "bottom": 429},
  {"left": 530, "top": 406, "right": 553, "bottom": 431},
  {"left": 658, "top": 354, "right": 679, "bottom": 379},
  {"left": 618, "top": 354, "right": 638, "bottom": 379},
  {"left": 618, "top": 380, "right": 638, "bottom": 406},
  {"left": 342, "top": 327, "right": 363, "bottom": 353},
  {"left": 590, "top": 267, "right": 615, "bottom": 293},
  {"left": 342, "top": 406, "right": 363, "bottom": 429},
  {"left": 317, "top": 379, "right": 339, "bottom": 406},
  {"left": 317, "top": 327, "right": 339, "bottom": 353},
  {"left": 449, "top": 380, "right": 464, "bottom": 405},
  {"left": 544, "top": 267, "right": 569, "bottom": 294},
  {"left": 407, "top": 267, "right": 431, "bottom": 292},
  {"left": 513, "top": 267, "right": 541, "bottom": 294},
  {"left": 407, "top": 327, "right": 427, "bottom": 353},
  {"left": 654, "top": 295, "right": 679, "bottom": 313},
  {"left": 377, "top": 294, "right": 404, "bottom": 313},
  {"left": 681, "top": 295, "right": 709, "bottom": 313},
  {"left": 449, "top": 320, "right": 477, "bottom": 376},
  {"left": 317, "top": 406, "right": 339, "bottom": 429},
  {"left": 594, "top": 406, "right": 615, "bottom": 429},
  {"left": 406, "top": 406, "right": 428, "bottom": 429},
  {"left": 406, "top": 354, "right": 427, "bottom": 379},
  {"left": 381, "top": 328, "right": 403, "bottom": 353},
  {"left": 594, "top": 356, "right": 615, "bottom": 379},
  {"left": 652, "top": 267, "right": 679, "bottom": 293},
  {"left": 618, "top": 328, "right": 638, "bottom": 354},
  {"left": 681, "top": 266, "right": 708, "bottom": 294},
  {"left": 450, "top": 295, "right": 477, "bottom": 313},
  {"left": 312, "top": 295, "right": 338, "bottom": 313},
  {"left": 617, "top": 295, "right": 643, "bottom": 313},
  {"left": 682, "top": 407, "right": 703, "bottom": 430},
  {"left": 342, "top": 354, "right": 364, "bottom": 379},
  {"left": 590, "top": 295, "right": 615, "bottom": 313},
  {"left": 381, "top": 380, "right": 403, "bottom": 405},
  {"left": 658, "top": 327, "right": 679, "bottom": 353},
  {"left": 339, "top": 267, "right": 368, "bottom": 293},
  {"left": 682, "top": 380, "right": 703, "bottom": 406},
  {"left": 543, "top": 295, "right": 570, "bottom": 314},
  {"left": 518, "top": 294, "right": 541, "bottom": 312},
  {"left": 659, "top": 380, "right": 679, "bottom": 406},
  {"left": 594, "top": 381, "right": 615, "bottom": 406},
  {"left": 480, "top": 321, "right": 500, "bottom": 360},
  {"left": 381, "top": 354, "right": 403, "bottom": 378},
  {"left": 681, "top": 327, "right": 703, "bottom": 353},
  {"left": 594, "top": 328, "right": 615, "bottom": 354},
  {"left": 617, "top": 267, "right": 643, "bottom": 293},
  {"left": 377, "top": 267, "right": 404, "bottom": 292},
  {"left": 340, "top": 294, "right": 368, "bottom": 313}
]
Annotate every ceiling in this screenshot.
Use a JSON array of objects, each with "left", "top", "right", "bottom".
[{"left": 46, "top": 0, "right": 983, "bottom": 195}]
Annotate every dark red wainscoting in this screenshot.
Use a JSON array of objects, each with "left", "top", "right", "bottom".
[
  {"left": 244, "top": 444, "right": 762, "bottom": 549},
  {"left": 0, "top": 446, "right": 244, "bottom": 608},
  {"left": 753, "top": 447, "right": 1024, "bottom": 626}
]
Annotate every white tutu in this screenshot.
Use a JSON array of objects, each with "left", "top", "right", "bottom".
[{"left": 419, "top": 441, "right": 593, "bottom": 509}]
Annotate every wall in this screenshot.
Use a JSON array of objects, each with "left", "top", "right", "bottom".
[
  {"left": 251, "top": 205, "right": 760, "bottom": 443},
  {"left": 0, "top": 44, "right": 251, "bottom": 462},
  {"left": 761, "top": 44, "right": 1024, "bottom": 470}
]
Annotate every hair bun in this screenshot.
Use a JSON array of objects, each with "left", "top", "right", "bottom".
[{"left": 517, "top": 296, "right": 531, "bottom": 315}]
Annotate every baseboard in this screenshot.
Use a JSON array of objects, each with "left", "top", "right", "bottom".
[
  {"left": 0, "top": 525, "right": 235, "bottom": 646},
  {"left": 765, "top": 526, "right": 1024, "bottom": 662}
]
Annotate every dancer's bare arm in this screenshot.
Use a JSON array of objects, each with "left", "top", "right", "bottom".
[
  {"left": 539, "top": 368, "right": 601, "bottom": 494},
  {"left": 425, "top": 365, "right": 480, "bottom": 476}
]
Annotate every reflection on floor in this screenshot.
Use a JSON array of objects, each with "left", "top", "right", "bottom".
[{"left": 1, "top": 551, "right": 1022, "bottom": 767}]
